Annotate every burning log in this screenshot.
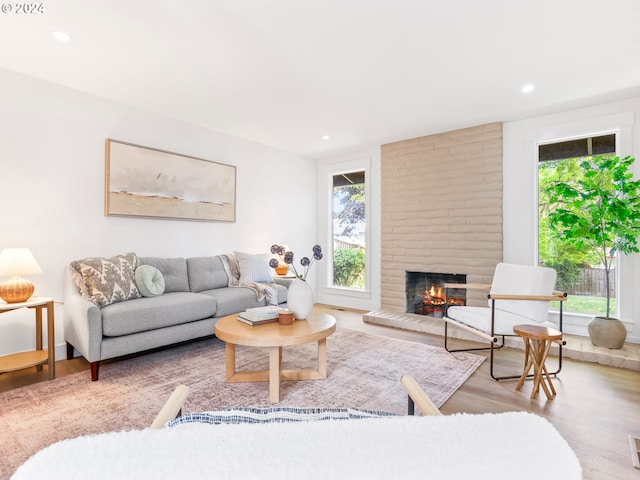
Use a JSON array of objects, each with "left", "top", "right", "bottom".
[{"left": 416, "top": 284, "right": 465, "bottom": 317}]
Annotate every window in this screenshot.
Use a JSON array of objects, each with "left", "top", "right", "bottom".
[
  {"left": 332, "top": 170, "right": 366, "bottom": 289},
  {"left": 538, "top": 134, "right": 617, "bottom": 315}
]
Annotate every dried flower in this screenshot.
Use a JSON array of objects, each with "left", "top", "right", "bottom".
[{"left": 269, "top": 244, "right": 323, "bottom": 280}]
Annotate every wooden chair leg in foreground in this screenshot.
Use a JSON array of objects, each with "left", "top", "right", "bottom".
[
  {"left": 150, "top": 385, "right": 190, "bottom": 429},
  {"left": 401, "top": 375, "right": 442, "bottom": 416}
]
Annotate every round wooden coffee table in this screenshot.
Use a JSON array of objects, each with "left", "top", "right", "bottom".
[{"left": 214, "top": 311, "right": 336, "bottom": 403}]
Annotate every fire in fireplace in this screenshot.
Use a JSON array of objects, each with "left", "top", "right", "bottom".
[
  {"left": 420, "top": 284, "right": 465, "bottom": 316},
  {"left": 406, "top": 271, "right": 466, "bottom": 318}
]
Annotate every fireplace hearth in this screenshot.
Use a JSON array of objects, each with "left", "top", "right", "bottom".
[{"left": 406, "top": 271, "right": 466, "bottom": 318}]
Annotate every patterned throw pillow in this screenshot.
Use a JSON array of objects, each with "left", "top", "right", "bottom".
[{"left": 70, "top": 252, "right": 141, "bottom": 307}]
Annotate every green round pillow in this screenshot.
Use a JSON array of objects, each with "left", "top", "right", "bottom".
[{"left": 134, "top": 265, "right": 166, "bottom": 297}]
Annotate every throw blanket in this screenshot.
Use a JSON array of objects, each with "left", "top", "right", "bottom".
[
  {"left": 12, "top": 412, "right": 582, "bottom": 479},
  {"left": 220, "top": 254, "right": 278, "bottom": 306}
]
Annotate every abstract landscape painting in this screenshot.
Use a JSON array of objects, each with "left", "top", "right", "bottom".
[{"left": 105, "top": 139, "right": 236, "bottom": 222}]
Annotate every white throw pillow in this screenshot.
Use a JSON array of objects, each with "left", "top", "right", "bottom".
[{"left": 234, "top": 252, "right": 274, "bottom": 284}]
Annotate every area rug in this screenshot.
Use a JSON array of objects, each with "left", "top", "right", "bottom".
[{"left": 0, "top": 327, "right": 483, "bottom": 478}]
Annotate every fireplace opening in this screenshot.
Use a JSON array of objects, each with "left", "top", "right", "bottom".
[{"left": 406, "top": 271, "right": 467, "bottom": 318}]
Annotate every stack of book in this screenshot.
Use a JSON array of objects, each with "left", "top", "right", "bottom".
[{"left": 237, "top": 306, "right": 284, "bottom": 326}]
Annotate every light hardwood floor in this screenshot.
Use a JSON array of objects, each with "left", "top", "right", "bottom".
[{"left": 1, "top": 305, "right": 639, "bottom": 480}]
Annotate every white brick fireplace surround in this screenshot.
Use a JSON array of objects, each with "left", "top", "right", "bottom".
[{"left": 380, "top": 122, "right": 503, "bottom": 313}]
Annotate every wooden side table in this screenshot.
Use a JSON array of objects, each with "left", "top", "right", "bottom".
[
  {"left": 0, "top": 297, "right": 55, "bottom": 380},
  {"left": 513, "top": 324, "right": 562, "bottom": 400}
]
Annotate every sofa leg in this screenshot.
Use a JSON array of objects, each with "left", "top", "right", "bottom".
[
  {"left": 90, "top": 362, "right": 100, "bottom": 381},
  {"left": 66, "top": 342, "right": 74, "bottom": 360}
]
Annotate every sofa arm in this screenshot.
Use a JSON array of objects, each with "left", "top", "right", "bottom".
[{"left": 63, "top": 267, "right": 103, "bottom": 362}]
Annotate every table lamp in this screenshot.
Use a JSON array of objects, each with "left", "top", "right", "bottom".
[{"left": 0, "top": 248, "right": 43, "bottom": 303}]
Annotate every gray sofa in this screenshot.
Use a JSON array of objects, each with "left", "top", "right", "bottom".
[{"left": 64, "top": 255, "right": 288, "bottom": 381}]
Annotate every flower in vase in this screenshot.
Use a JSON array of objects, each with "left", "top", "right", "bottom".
[{"left": 269, "top": 244, "right": 323, "bottom": 280}]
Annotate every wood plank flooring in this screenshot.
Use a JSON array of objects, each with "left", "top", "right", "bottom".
[{"left": 1, "top": 305, "right": 639, "bottom": 479}]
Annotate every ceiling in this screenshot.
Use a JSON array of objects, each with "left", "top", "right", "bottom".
[{"left": 2, "top": 0, "right": 640, "bottom": 158}]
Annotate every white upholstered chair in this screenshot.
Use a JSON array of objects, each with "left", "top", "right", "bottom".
[{"left": 443, "top": 263, "right": 567, "bottom": 380}]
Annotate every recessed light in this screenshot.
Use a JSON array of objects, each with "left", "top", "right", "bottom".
[
  {"left": 52, "top": 31, "right": 71, "bottom": 42},
  {"left": 322, "top": 135, "right": 331, "bottom": 141},
  {"left": 521, "top": 84, "right": 535, "bottom": 94}
]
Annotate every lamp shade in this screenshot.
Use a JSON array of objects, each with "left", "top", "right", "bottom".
[
  {"left": 0, "top": 248, "right": 43, "bottom": 277},
  {"left": 0, "top": 248, "right": 43, "bottom": 303}
]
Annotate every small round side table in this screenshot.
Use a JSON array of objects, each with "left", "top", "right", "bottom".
[
  {"left": 0, "top": 296, "right": 55, "bottom": 379},
  {"left": 513, "top": 324, "right": 562, "bottom": 400}
]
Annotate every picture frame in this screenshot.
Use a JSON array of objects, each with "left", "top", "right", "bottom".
[{"left": 104, "top": 139, "right": 236, "bottom": 222}]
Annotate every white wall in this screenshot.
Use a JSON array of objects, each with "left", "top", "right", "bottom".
[
  {"left": 503, "top": 97, "right": 640, "bottom": 343},
  {"left": 0, "top": 68, "right": 316, "bottom": 358}
]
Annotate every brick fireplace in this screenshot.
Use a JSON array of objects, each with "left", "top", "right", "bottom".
[{"left": 380, "top": 122, "right": 503, "bottom": 313}]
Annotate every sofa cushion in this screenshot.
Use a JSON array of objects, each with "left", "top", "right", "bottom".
[
  {"left": 200, "top": 287, "right": 266, "bottom": 317},
  {"left": 101, "top": 292, "right": 217, "bottom": 337},
  {"left": 70, "top": 252, "right": 141, "bottom": 308},
  {"left": 138, "top": 257, "right": 190, "bottom": 293},
  {"left": 187, "top": 256, "right": 229, "bottom": 292},
  {"left": 234, "top": 252, "right": 273, "bottom": 284},
  {"left": 135, "top": 265, "right": 165, "bottom": 297},
  {"left": 201, "top": 284, "right": 288, "bottom": 318}
]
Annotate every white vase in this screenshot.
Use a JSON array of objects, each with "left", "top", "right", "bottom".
[{"left": 287, "top": 278, "right": 314, "bottom": 320}]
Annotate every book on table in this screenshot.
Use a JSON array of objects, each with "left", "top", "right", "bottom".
[
  {"left": 241, "top": 306, "right": 284, "bottom": 320},
  {"left": 236, "top": 314, "right": 279, "bottom": 326}
]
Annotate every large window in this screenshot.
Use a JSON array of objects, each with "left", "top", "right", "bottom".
[
  {"left": 538, "top": 134, "right": 617, "bottom": 315},
  {"left": 332, "top": 170, "right": 366, "bottom": 289}
]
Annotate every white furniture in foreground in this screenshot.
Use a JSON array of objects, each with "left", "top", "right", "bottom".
[{"left": 12, "top": 411, "right": 581, "bottom": 480}]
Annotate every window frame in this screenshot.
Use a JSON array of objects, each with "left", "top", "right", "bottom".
[
  {"left": 536, "top": 133, "right": 619, "bottom": 317},
  {"left": 316, "top": 157, "right": 373, "bottom": 305},
  {"left": 331, "top": 170, "right": 367, "bottom": 290},
  {"left": 504, "top": 109, "right": 636, "bottom": 338}
]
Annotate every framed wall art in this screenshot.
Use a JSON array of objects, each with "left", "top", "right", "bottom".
[{"left": 104, "top": 139, "right": 236, "bottom": 222}]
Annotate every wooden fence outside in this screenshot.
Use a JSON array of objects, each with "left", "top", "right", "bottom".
[
  {"left": 334, "top": 238, "right": 363, "bottom": 250},
  {"left": 567, "top": 267, "right": 616, "bottom": 297}
]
